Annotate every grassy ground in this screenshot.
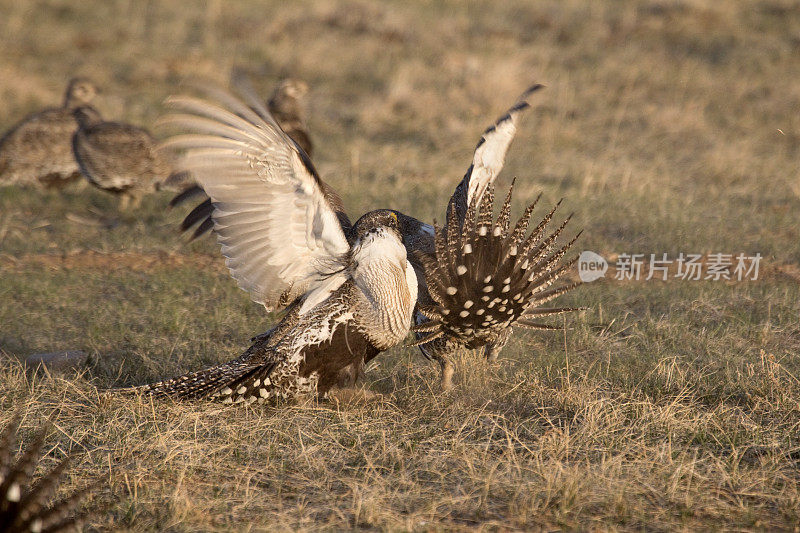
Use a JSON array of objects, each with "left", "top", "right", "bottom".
[{"left": 1, "top": 0, "right": 800, "bottom": 530}]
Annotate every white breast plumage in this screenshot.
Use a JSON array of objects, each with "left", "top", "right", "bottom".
[{"left": 352, "top": 230, "right": 417, "bottom": 348}]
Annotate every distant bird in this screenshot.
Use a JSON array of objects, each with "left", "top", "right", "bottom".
[
  {"left": 267, "top": 78, "right": 313, "bottom": 156},
  {"left": 71, "top": 107, "right": 185, "bottom": 210},
  {"left": 0, "top": 415, "right": 95, "bottom": 533},
  {"left": 123, "top": 82, "right": 418, "bottom": 403},
  {"left": 0, "top": 77, "right": 99, "bottom": 188},
  {"left": 168, "top": 82, "right": 582, "bottom": 390},
  {"left": 169, "top": 77, "right": 314, "bottom": 239}
]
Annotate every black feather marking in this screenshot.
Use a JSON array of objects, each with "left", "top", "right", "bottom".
[
  {"left": 522, "top": 306, "right": 587, "bottom": 317},
  {"left": 531, "top": 281, "right": 583, "bottom": 306},
  {"left": 514, "top": 321, "right": 563, "bottom": 331},
  {"left": 180, "top": 198, "right": 214, "bottom": 232},
  {"left": 169, "top": 184, "right": 205, "bottom": 208},
  {"left": 407, "top": 331, "right": 444, "bottom": 347},
  {"left": 496, "top": 178, "right": 515, "bottom": 238},
  {"left": 191, "top": 217, "right": 215, "bottom": 240},
  {"left": 520, "top": 236, "right": 579, "bottom": 289},
  {"left": 526, "top": 254, "right": 580, "bottom": 296},
  {"left": 415, "top": 304, "right": 443, "bottom": 320},
  {"left": 445, "top": 201, "right": 460, "bottom": 262},
  {"left": 517, "top": 200, "right": 563, "bottom": 259},
  {"left": 502, "top": 194, "right": 540, "bottom": 258},
  {"left": 476, "top": 184, "right": 495, "bottom": 229},
  {"left": 412, "top": 322, "right": 443, "bottom": 334}
]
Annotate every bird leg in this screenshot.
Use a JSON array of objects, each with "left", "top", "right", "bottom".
[
  {"left": 484, "top": 328, "right": 512, "bottom": 363},
  {"left": 334, "top": 358, "right": 366, "bottom": 388},
  {"left": 436, "top": 355, "right": 454, "bottom": 390},
  {"left": 484, "top": 343, "right": 501, "bottom": 363}
]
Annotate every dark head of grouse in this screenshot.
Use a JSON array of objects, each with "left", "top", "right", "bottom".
[{"left": 352, "top": 210, "right": 402, "bottom": 241}]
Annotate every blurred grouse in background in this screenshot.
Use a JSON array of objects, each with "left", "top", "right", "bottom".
[
  {"left": 0, "top": 78, "right": 98, "bottom": 189},
  {"left": 71, "top": 107, "right": 188, "bottom": 211}
]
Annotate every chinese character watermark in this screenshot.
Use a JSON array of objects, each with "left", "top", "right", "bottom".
[{"left": 577, "top": 251, "right": 762, "bottom": 283}]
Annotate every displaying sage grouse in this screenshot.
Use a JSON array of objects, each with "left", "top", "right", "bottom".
[
  {"left": 167, "top": 82, "right": 582, "bottom": 390},
  {"left": 170, "top": 78, "right": 313, "bottom": 239},
  {"left": 123, "top": 81, "right": 418, "bottom": 404},
  {"left": 410, "top": 182, "right": 582, "bottom": 388},
  {"left": 71, "top": 107, "right": 184, "bottom": 210},
  {"left": 0, "top": 415, "right": 95, "bottom": 533},
  {"left": 0, "top": 77, "right": 99, "bottom": 188},
  {"left": 399, "top": 86, "right": 583, "bottom": 388}
]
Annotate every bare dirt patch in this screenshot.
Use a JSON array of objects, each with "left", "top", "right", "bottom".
[{"left": 0, "top": 250, "right": 226, "bottom": 273}]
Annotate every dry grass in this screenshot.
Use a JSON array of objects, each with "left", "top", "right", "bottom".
[{"left": 1, "top": 0, "right": 799, "bottom": 530}]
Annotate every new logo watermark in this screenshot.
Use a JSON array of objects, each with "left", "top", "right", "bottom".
[
  {"left": 578, "top": 251, "right": 608, "bottom": 282},
  {"left": 578, "top": 251, "right": 761, "bottom": 282}
]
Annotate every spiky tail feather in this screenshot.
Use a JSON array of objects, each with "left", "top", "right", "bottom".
[
  {"left": 117, "top": 354, "right": 278, "bottom": 404},
  {"left": 0, "top": 416, "right": 95, "bottom": 533},
  {"left": 413, "top": 181, "right": 583, "bottom": 349}
]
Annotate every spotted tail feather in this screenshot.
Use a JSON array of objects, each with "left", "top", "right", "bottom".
[
  {"left": 118, "top": 352, "right": 283, "bottom": 405},
  {"left": 0, "top": 416, "right": 95, "bottom": 533},
  {"left": 414, "top": 182, "right": 582, "bottom": 349}
]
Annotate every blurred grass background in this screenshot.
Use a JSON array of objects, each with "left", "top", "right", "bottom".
[{"left": 1, "top": 0, "right": 799, "bottom": 530}]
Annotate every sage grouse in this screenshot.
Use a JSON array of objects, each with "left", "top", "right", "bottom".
[
  {"left": 170, "top": 78, "right": 313, "bottom": 239},
  {"left": 71, "top": 107, "right": 183, "bottom": 210},
  {"left": 0, "top": 77, "right": 99, "bottom": 188},
  {"left": 0, "top": 415, "right": 95, "bottom": 532},
  {"left": 124, "top": 82, "right": 418, "bottom": 404},
  {"left": 403, "top": 86, "right": 582, "bottom": 388},
  {"left": 168, "top": 83, "right": 582, "bottom": 390}
]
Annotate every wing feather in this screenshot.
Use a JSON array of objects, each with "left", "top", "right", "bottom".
[
  {"left": 160, "top": 82, "right": 351, "bottom": 310},
  {"left": 447, "top": 84, "right": 543, "bottom": 227}
]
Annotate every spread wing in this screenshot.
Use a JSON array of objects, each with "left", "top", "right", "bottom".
[
  {"left": 160, "top": 82, "right": 351, "bottom": 311},
  {"left": 399, "top": 84, "right": 543, "bottom": 275},
  {"left": 447, "top": 84, "right": 543, "bottom": 226}
]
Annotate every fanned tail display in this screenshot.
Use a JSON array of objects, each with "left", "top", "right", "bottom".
[{"left": 413, "top": 181, "right": 583, "bottom": 350}]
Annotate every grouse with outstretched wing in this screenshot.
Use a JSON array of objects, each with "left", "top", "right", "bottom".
[
  {"left": 121, "top": 81, "right": 417, "bottom": 403},
  {"left": 166, "top": 82, "right": 583, "bottom": 392}
]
